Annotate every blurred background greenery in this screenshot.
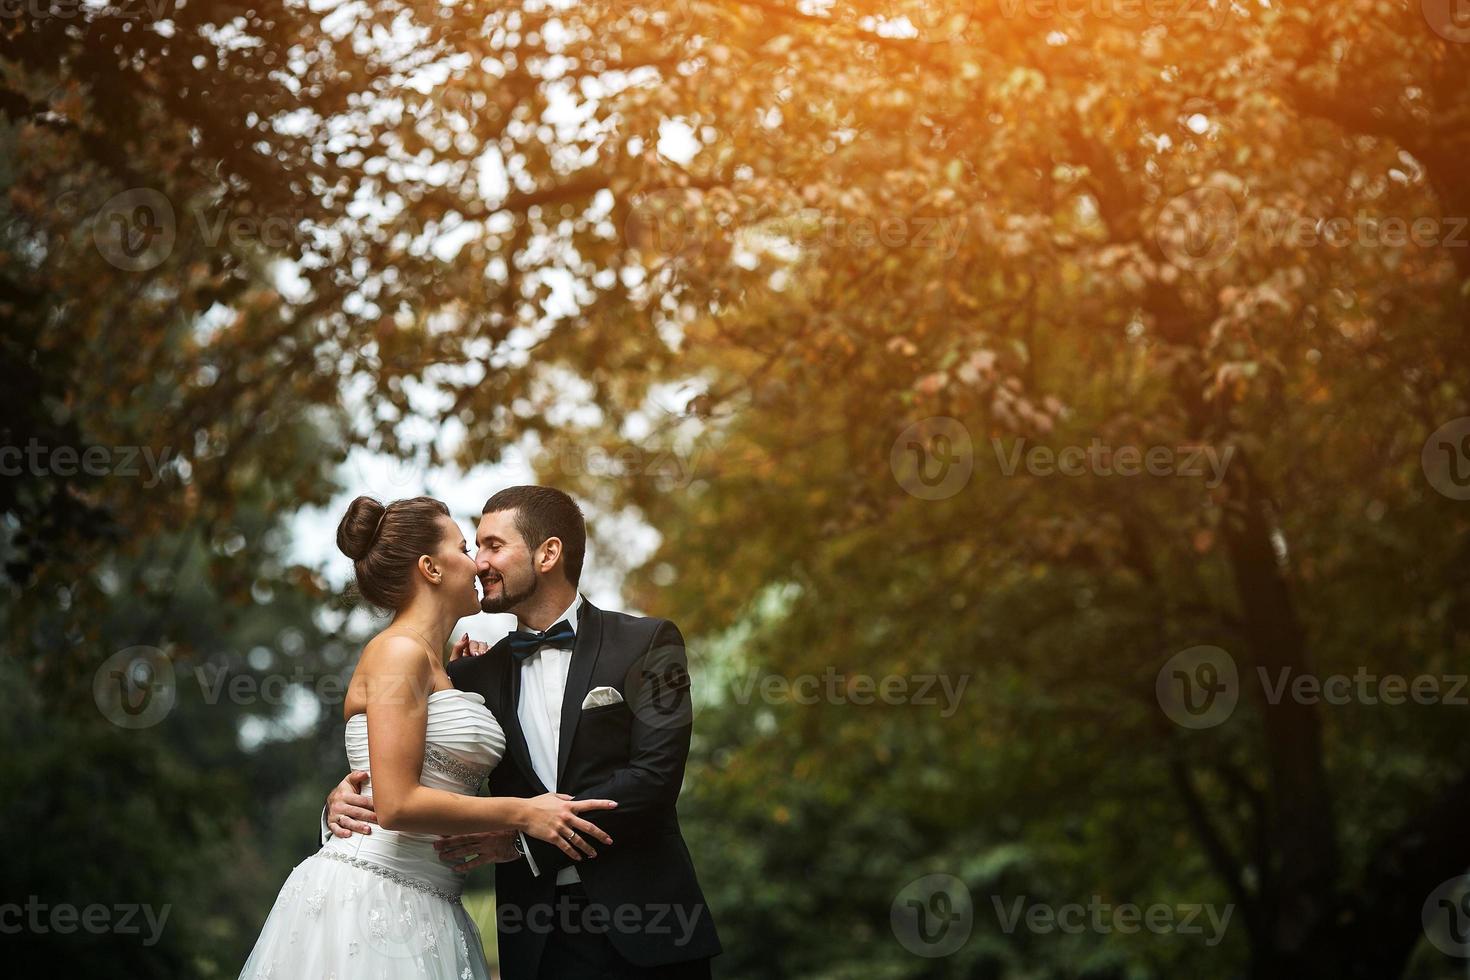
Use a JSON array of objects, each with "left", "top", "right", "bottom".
[{"left": 3, "top": 1, "right": 1469, "bottom": 977}]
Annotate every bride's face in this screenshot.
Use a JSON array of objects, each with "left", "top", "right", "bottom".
[{"left": 432, "top": 516, "right": 482, "bottom": 617}]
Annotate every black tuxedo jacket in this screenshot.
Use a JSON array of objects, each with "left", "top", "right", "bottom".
[{"left": 447, "top": 597, "right": 721, "bottom": 977}]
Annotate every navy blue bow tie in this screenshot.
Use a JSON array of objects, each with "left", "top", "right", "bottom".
[{"left": 500, "top": 620, "right": 576, "bottom": 661}]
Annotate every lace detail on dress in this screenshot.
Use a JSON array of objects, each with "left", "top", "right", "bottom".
[
  {"left": 316, "top": 850, "right": 463, "bottom": 904},
  {"left": 424, "top": 744, "right": 491, "bottom": 788}
]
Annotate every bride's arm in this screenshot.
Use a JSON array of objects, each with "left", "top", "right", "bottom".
[{"left": 362, "top": 637, "right": 616, "bottom": 862}]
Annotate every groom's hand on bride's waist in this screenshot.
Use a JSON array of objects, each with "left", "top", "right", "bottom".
[
  {"left": 433, "top": 831, "right": 519, "bottom": 872},
  {"left": 324, "top": 770, "right": 377, "bottom": 838}
]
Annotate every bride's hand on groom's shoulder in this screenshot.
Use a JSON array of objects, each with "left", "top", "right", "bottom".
[
  {"left": 433, "top": 831, "right": 518, "bottom": 872},
  {"left": 325, "top": 770, "right": 377, "bottom": 838},
  {"left": 450, "top": 633, "right": 490, "bottom": 661}
]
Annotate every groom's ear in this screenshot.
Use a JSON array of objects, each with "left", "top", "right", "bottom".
[{"left": 535, "top": 536, "right": 563, "bottom": 577}]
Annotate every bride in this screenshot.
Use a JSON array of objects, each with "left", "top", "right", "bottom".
[{"left": 240, "top": 494, "right": 616, "bottom": 979}]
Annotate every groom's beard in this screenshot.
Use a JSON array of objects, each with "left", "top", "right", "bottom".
[{"left": 479, "top": 559, "right": 538, "bottom": 614}]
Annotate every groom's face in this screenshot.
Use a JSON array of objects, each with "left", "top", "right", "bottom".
[{"left": 475, "top": 508, "right": 539, "bottom": 614}]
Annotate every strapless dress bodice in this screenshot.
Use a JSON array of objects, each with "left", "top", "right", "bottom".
[{"left": 318, "top": 688, "right": 505, "bottom": 900}]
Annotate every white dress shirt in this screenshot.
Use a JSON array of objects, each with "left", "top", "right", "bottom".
[{"left": 515, "top": 593, "right": 584, "bottom": 884}]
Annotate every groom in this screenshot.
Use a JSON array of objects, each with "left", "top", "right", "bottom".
[{"left": 324, "top": 485, "right": 721, "bottom": 978}]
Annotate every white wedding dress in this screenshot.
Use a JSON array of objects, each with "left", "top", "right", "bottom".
[{"left": 241, "top": 689, "right": 506, "bottom": 979}]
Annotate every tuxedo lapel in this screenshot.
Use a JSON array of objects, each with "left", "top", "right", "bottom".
[
  {"left": 557, "top": 597, "right": 604, "bottom": 785},
  {"left": 504, "top": 646, "right": 547, "bottom": 794}
]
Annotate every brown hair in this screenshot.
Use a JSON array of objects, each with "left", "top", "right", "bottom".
[
  {"left": 481, "top": 485, "right": 586, "bottom": 586},
  {"left": 336, "top": 495, "right": 451, "bottom": 610}
]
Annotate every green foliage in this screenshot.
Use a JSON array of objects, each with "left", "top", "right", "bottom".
[{"left": 3, "top": 1, "right": 1468, "bottom": 977}]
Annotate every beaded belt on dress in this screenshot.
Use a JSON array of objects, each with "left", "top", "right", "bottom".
[
  {"left": 315, "top": 746, "right": 489, "bottom": 904},
  {"left": 423, "top": 745, "right": 491, "bottom": 787},
  {"left": 315, "top": 850, "right": 463, "bottom": 904}
]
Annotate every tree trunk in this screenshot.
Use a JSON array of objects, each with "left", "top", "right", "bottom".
[{"left": 1220, "top": 459, "right": 1342, "bottom": 979}]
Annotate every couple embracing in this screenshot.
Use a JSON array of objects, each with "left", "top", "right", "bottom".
[{"left": 240, "top": 486, "right": 721, "bottom": 978}]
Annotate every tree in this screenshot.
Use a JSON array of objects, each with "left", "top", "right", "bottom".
[
  {"left": 454, "top": 3, "right": 1469, "bottom": 977},
  {"left": 5, "top": 2, "right": 1467, "bottom": 976}
]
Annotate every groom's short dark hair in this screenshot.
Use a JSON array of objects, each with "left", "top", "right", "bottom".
[{"left": 482, "top": 485, "right": 586, "bottom": 586}]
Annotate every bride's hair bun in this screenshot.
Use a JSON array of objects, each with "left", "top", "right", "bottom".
[
  {"left": 335, "top": 495, "right": 452, "bottom": 610},
  {"left": 337, "top": 495, "right": 387, "bottom": 561}
]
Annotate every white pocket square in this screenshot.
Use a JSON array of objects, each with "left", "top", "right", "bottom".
[{"left": 581, "top": 686, "right": 625, "bottom": 710}]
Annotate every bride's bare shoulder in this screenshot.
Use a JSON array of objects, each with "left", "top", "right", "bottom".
[
  {"left": 352, "top": 633, "right": 434, "bottom": 697},
  {"left": 344, "top": 633, "right": 436, "bottom": 719},
  {"left": 361, "top": 630, "right": 430, "bottom": 656}
]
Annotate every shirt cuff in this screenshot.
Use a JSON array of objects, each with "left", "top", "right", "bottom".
[
  {"left": 518, "top": 832, "right": 541, "bottom": 876},
  {"left": 319, "top": 805, "right": 332, "bottom": 846}
]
